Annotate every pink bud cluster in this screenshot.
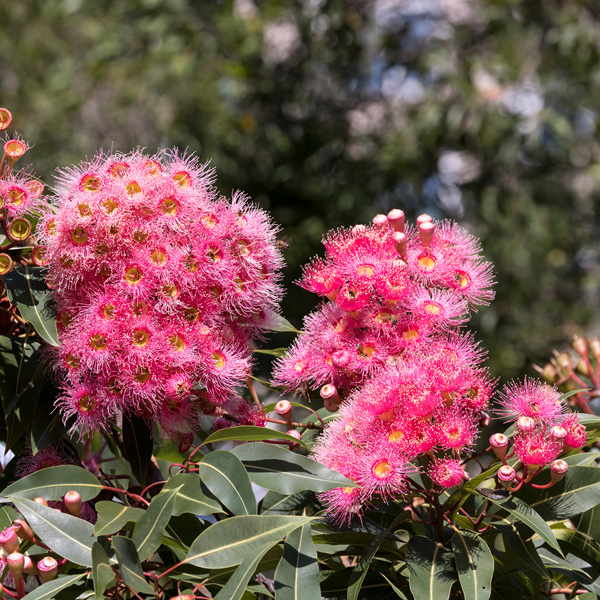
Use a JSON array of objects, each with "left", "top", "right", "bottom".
[
  {"left": 274, "top": 211, "right": 496, "bottom": 522},
  {"left": 38, "top": 149, "right": 284, "bottom": 438}
]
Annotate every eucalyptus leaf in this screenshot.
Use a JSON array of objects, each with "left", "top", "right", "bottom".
[
  {"left": 160, "top": 472, "right": 224, "bottom": 516},
  {"left": 274, "top": 522, "right": 320, "bottom": 600},
  {"left": 132, "top": 485, "right": 181, "bottom": 561},
  {"left": 92, "top": 541, "right": 116, "bottom": 600},
  {"left": 452, "top": 531, "right": 493, "bottom": 600},
  {"left": 5, "top": 266, "right": 59, "bottom": 346},
  {"left": 122, "top": 413, "right": 153, "bottom": 487},
  {"left": 21, "top": 574, "right": 86, "bottom": 600},
  {"left": 2, "top": 465, "right": 103, "bottom": 502},
  {"left": 112, "top": 536, "right": 155, "bottom": 594},
  {"left": 516, "top": 466, "right": 600, "bottom": 520},
  {"left": 187, "top": 515, "right": 312, "bottom": 569},
  {"left": 406, "top": 536, "right": 457, "bottom": 600},
  {"left": 11, "top": 497, "right": 94, "bottom": 567},
  {"left": 203, "top": 426, "right": 308, "bottom": 449},
  {"left": 231, "top": 442, "right": 357, "bottom": 494},
  {"left": 198, "top": 451, "right": 257, "bottom": 515},
  {"left": 213, "top": 544, "right": 273, "bottom": 600},
  {"left": 94, "top": 502, "right": 145, "bottom": 536}
]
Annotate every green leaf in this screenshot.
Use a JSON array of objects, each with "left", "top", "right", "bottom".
[
  {"left": 10, "top": 497, "right": 94, "bottom": 566},
  {"left": 478, "top": 490, "right": 562, "bottom": 554},
  {"left": 578, "top": 506, "right": 600, "bottom": 542},
  {"left": 231, "top": 442, "right": 357, "bottom": 494},
  {"left": 198, "top": 451, "right": 257, "bottom": 516},
  {"left": 274, "top": 522, "right": 320, "bottom": 600},
  {"left": 187, "top": 515, "right": 312, "bottom": 569},
  {"left": 252, "top": 348, "right": 288, "bottom": 358},
  {"left": 0, "top": 333, "right": 43, "bottom": 449},
  {"left": 2, "top": 465, "right": 103, "bottom": 502},
  {"left": 203, "top": 426, "right": 308, "bottom": 449},
  {"left": 261, "top": 310, "right": 299, "bottom": 333},
  {"left": 5, "top": 266, "right": 59, "bottom": 346},
  {"left": 492, "top": 523, "right": 548, "bottom": 577},
  {"left": 160, "top": 472, "right": 224, "bottom": 516},
  {"left": 406, "top": 536, "right": 457, "bottom": 600},
  {"left": 132, "top": 486, "right": 181, "bottom": 561},
  {"left": 92, "top": 541, "right": 116, "bottom": 600},
  {"left": 516, "top": 466, "right": 600, "bottom": 520},
  {"left": 452, "top": 531, "right": 493, "bottom": 600},
  {"left": 112, "top": 536, "right": 155, "bottom": 595},
  {"left": 380, "top": 574, "right": 410, "bottom": 599},
  {"left": 214, "top": 544, "right": 273, "bottom": 600},
  {"left": 21, "top": 574, "right": 86, "bottom": 600},
  {"left": 121, "top": 413, "right": 154, "bottom": 487},
  {"left": 94, "top": 502, "right": 145, "bottom": 536}
]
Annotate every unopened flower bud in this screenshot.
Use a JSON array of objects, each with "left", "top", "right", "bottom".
[
  {"left": 286, "top": 430, "right": 302, "bottom": 446},
  {"left": 394, "top": 232, "right": 407, "bottom": 258},
  {"left": 7, "top": 552, "right": 24, "bottom": 580},
  {"left": 372, "top": 214, "right": 388, "bottom": 228},
  {"left": 351, "top": 224, "right": 366, "bottom": 235},
  {"left": 178, "top": 432, "right": 194, "bottom": 454},
  {"left": 418, "top": 221, "right": 436, "bottom": 247},
  {"left": 416, "top": 214, "right": 432, "bottom": 226},
  {"left": 38, "top": 556, "right": 58, "bottom": 582},
  {"left": 23, "top": 555, "right": 39, "bottom": 575},
  {"left": 387, "top": 209, "right": 405, "bottom": 232},
  {"left": 572, "top": 335, "right": 588, "bottom": 358},
  {"left": 64, "top": 491, "right": 82, "bottom": 518},
  {"left": 33, "top": 497, "right": 48, "bottom": 507},
  {"left": 479, "top": 412, "right": 491, "bottom": 428},
  {"left": 0, "top": 527, "right": 19, "bottom": 554},
  {"left": 540, "top": 363, "right": 557, "bottom": 383},
  {"left": 550, "top": 459, "right": 568, "bottom": 483},
  {"left": 590, "top": 339, "right": 600, "bottom": 361},
  {"left": 498, "top": 465, "right": 516, "bottom": 487},
  {"left": 12, "top": 520, "right": 34, "bottom": 543},
  {"left": 576, "top": 360, "right": 590, "bottom": 377},
  {"left": 275, "top": 400, "right": 293, "bottom": 427},
  {"left": 555, "top": 352, "right": 572, "bottom": 371},
  {"left": 549, "top": 425, "right": 567, "bottom": 442},
  {"left": 323, "top": 399, "right": 340, "bottom": 413},
  {"left": 320, "top": 384, "right": 342, "bottom": 405},
  {"left": 489, "top": 433, "right": 509, "bottom": 460},
  {"left": 516, "top": 415, "right": 536, "bottom": 432}
]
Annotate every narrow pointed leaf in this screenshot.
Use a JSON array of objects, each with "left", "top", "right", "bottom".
[
  {"left": 92, "top": 541, "right": 116, "bottom": 600},
  {"left": 214, "top": 544, "right": 273, "bottom": 600},
  {"left": 452, "top": 531, "right": 493, "bottom": 600},
  {"left": 21, "top": 574, "right": 85, "bottom": 600},
  {"left": 2, "top": 465, "right": 103, "bottom": 502},
  {"left": 112, "top": 536, "right": 155, "bottom": 594},
  {"left": 274, "top": 522, "right": 320, "bottom": 600},
  {"left": 261, "top": 310, "right": 299, "bottom": 333},
  {"left": 198, "top": 451, "right": 256, "bottom": 515},
  {"left": 5, "top": 266, "right": 59, "bottom": 346},
  {"left": 203, "top": 426, "right": 308, "bottom": 449},
  {"left": 478, "top": 489, "right": 562, "bottom": 553},
  {"left": 94, "top": 502, "right": 145, "bottom": 536},
  {"left": 160, "top": 472, "right": 224, "bottom": 516},
  {"left": 132, "top": 486, "right": 180, "bottom": 561},
  {"left": 406, "top": 536, "right": 457, "bottom": 600},
  {"left": 122, "top": 413, "right": 153, "bottom": 486},
  {"left": 381, "top": 574, "right": 410, "bottom": 599},
  {"left": 11, "top": 497, "right": 94, "bottom": 566},
  {"left": 516, "top": 466, "right": 600, "bottom": 520},
  {"left": 187, "top": 515, "right": 312, "bottom": 569},
  {"left": 231, "top": 442, "right": 357, "bottom": 494}
]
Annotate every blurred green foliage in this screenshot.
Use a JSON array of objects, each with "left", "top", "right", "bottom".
[{"left": 2, "top": 0, "right": 600, "bottom": 380}]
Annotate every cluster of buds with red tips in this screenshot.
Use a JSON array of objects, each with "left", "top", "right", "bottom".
[
  {"left": 38, "top": 149, "right": 285, "bottom": 439},
  {"left": 274, "top": 212, "right": 496, "bottom": 522},
  {"left": 535, "top": 334, "right": 600, "bottom": 415},
  {"left": 490, "top": 379, "right": 587, "bottom": 491},
  {"left": 0, "top": 516, "right": 59, "bottom": 597},
  {"left": 0, "top": 108, "right": 46, "bottom": 290}
]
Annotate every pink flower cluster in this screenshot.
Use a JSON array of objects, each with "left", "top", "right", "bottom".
[
  {"left": 38, "top": 149, "right": 284, "bottom": 438},
  {"left": 491, "top": 378, "right": 587, "bottom": 487},
  {"left": 273, "top": 211, "right": 496, "bottom": 522}
]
